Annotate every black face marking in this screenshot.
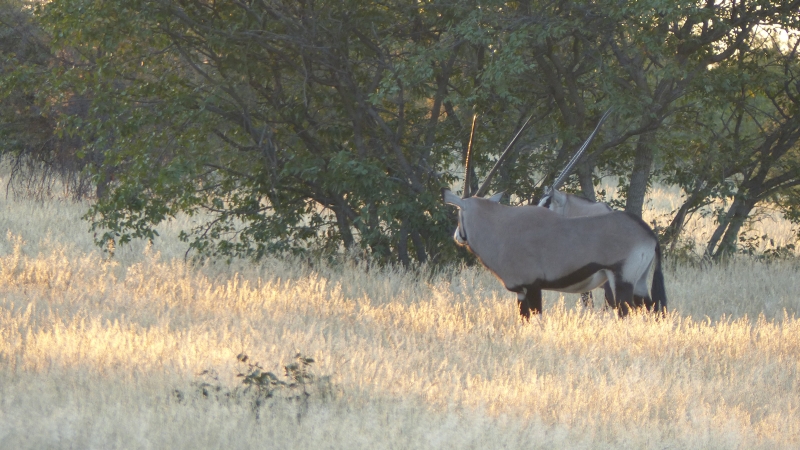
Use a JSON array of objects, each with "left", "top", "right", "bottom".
[
  {"left": 457, "top": 211, "right": 468, "bottom": 242},
  {"left": 540, "top": 195, "right": 552, "bottom": 208}
]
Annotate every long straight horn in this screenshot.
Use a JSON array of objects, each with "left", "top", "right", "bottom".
[
  {"left": 463, "top": 114, "right": 478, "bottom": 198},
  {"left": 551, "top": 107, "right": 613, "bottom": 191},
  {"left": 474, "top": 115, "right": 533, "bottom": 198}
]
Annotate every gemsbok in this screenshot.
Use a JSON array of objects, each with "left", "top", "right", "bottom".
[
  {"left": 538, "top": 189, "right": 616, "bottom": 308},
  {"left": 535, "top": 113, "right": 618, "bottom": 309},
  {"left": 444, "top": 113, "right": 667, "bottom": 319}
]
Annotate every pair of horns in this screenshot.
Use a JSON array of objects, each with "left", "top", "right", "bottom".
[
  {"left": 549, "top": 108, "right": 613, "bottom": 192},
  {"left": 462, "top": 114, "right": 534, "bottom": 199},
  {"left": 463, "top": 108, "right": 612, "bottom": 199}
]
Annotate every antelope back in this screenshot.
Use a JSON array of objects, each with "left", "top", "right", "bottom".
[{"left": 539, "top": 189, "right": 612, "bottom": 218}]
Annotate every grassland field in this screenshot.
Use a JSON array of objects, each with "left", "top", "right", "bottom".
[{"left": 0, "top": 177, "right": 799, "bottom": 449}]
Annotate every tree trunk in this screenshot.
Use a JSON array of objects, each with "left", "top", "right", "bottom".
[
  {"left": 577, "top": 158, "right": 596, "bottom": 201},
  {"left": 704, "top": 195, "right": 745, "bottom": 259},
  {"left": 713, "top": 197, "right": 758, "bottom": 260},
  {"left": 662, "top": 184, "right": 707, "bottom": 251},
  {"left": 397, "top": 222, "right": 410, "bottom": 267},
  {"left": 333, "top": 205, "right": 355, "bottom": 250},
  {"left": 625, "top": 131, "right": 656, "bottom": 217},
  {"left": 409, "top": 229, "right": 427, "bottom": 264},
  {"left": 90, "top": 146, "right": 114, "bottom": 200},
  {"left": 364, "top": 202, "right": 387, "bottom": 259}
]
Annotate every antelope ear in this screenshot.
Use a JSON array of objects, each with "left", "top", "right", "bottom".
[
  {"left": 537, "top": 186, "right": 552, "bottom": 207},
  {"left": 487, "top": 192, "right": 504, "bottom": 203},
  {"left": 552, "top": 189, "right": 566, "bottom": 206},
  {"left": 442, "top": 189, "right": 465, "bottom": 208}
]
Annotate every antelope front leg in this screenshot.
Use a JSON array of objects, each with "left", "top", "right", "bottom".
[
  {"left": 516, "top": 286, "right": 543, "bottom": 321},
  {"left": 527, "top": 287, "right": 543, "bottom": 315},
  {"left": 517, "top": 291, "right": 531, "bottom": 321}
]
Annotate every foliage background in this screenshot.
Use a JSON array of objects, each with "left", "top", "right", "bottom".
[{"left": 2, "top": 0, "right": 800, "bottom": 263}]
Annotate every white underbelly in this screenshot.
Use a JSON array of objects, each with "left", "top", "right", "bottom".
[{"left": 557, "top": 270, "right": 609, "bottom": 293}]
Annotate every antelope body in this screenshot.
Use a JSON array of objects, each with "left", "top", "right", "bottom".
[
  {"left": 538, "top": 189, "right": 615, "bottom": 308},
  {"left": 443, "top": 189, "right": 666, "bottom": 318}
]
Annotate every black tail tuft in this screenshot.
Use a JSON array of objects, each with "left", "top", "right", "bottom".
[{"left": 651, "top": 242, "right": 667, "bottom": 314}]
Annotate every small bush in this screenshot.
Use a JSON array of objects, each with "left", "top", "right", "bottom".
[{"left": 176, "top": 352, "right": 335, "bottom": 421}]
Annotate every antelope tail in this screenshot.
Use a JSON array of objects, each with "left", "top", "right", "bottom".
[{"left": 652, "top": 242, "right": 667, "bottom": 314}]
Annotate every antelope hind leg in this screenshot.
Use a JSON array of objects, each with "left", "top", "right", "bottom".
[
  {"left": 634, "top": 270, "right": 655, "bottom": 312},
  {"left": 613, "top": 275, "right": 635, "bottom": 318},
  {"left": 602, "top": 282, "right": 615, "bottom": 309},
  {"left": 580, "top": 291, "right": 594, "bottom": 309}
]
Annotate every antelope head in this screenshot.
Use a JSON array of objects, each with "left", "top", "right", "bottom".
[
  {"left": 443, "top": 113, "right": 531, "bottom": 247},
  {"left": 442, "top": 189, "right": 503, "bottom": 247}
]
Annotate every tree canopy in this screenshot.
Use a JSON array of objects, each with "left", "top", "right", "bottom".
[{"left": 2, "top": 0, "right": 800, "bottom": 263}]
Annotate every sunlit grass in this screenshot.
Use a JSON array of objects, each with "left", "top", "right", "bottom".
[{"left": 0, "top": 183, "right": 799, "bottom": 448}]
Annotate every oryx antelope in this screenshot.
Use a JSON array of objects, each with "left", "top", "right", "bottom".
[
  {"left": 445, "top": 111, "right": 666, "bottom": 319},
  {"left": 443, "top": 189, "right": 667, "bottom": 318},
  {"left": 537, "top": 189, "right": 616, "bottom": 309},
  {"left": 535, "top": 108, "right": 617, "bottom": 309}
]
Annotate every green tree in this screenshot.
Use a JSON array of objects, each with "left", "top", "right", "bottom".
[
  {"left": 658, "top": 35, "right": 800, "bottom": 259},
  {"left": 0, "top": 0, "right": 93, "bottom": 198},
  {"left": 37, "top": 0, "right": 537, "bottom": 264},
  {"left": 495, "top": 0, "right": 800, "bottom": 217},
  {"left": 14, "top": 0, "right": 800, "bottom": 264}
]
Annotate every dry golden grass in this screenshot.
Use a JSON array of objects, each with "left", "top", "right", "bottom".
[{"left": 0, "top": 182, "right": 799, "bottom": 449}]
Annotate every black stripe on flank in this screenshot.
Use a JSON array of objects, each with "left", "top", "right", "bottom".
[
  {"left": 538, "top": 262, "right": 621, "bottom": 291},
  {"left": 508, "top": 262, "right": 622, "bottom": 293}
]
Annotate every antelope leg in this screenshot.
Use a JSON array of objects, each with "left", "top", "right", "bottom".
[
  {"left": 633, "top": 271, "right": 656, "bottom": 312},
  {"left": 517, "top": 288, "right": 531, "bottom": 322},
  {"left": 602, "top": 282, "right": 615, "bottom": 309},
  {"left": 516, "top": 292, "right": 530, "bottom": 321},
  {"left": 516, "top": 286, "right": 543, "bottom": 320},
  {"left": 527, "top": 286, "right": 543, "bottom": 315},
  {"left": 580, "top": 291, "right": 594, "bottom": 309},
  {"left": 614, "top": 276, "right": 634, "bottom": 318}
]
